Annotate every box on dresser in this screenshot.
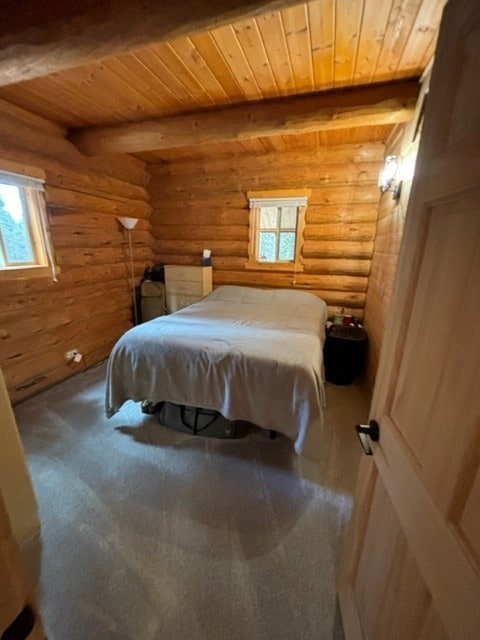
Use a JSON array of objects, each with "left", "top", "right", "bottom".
[{"left": 164, "top": 265, "right": 213, "bottom": 313}]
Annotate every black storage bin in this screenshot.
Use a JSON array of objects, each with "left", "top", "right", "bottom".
[{"left": 324, "top": 325, "right": 368, "bottom": 385}]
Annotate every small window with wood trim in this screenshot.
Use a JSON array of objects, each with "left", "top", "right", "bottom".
[
  {"left": 247, "top": 190, "right": 310, "bottom": 271},
  {"left": 0, "top": 168, "right": 55, "bottom": 278}
]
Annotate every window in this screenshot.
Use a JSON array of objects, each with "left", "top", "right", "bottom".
[
  {"left": 0, "top": 167, "right": 54, "bottom": 277},
  {"left": 257, "top": 205, "right": 297, "bottom": 262},
  {"left": 247, "top": 190, "right": 310, "bottom": 270}
]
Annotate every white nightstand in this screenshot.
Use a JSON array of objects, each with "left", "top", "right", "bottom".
[{"left": 164, "top": 265, "right": 213, "bottom": 313}]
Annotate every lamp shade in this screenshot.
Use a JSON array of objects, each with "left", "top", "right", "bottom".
[{"left": 118, "top": 216, "right": 139, "bottom": 230}]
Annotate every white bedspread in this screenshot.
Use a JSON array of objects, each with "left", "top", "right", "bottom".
[{"left": 106, "top": 285, "right": 328, "bottom": 457}]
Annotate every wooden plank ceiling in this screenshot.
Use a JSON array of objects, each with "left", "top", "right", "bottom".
[{"left": 0, "top": 0, "right": 444, "bottom": 161}]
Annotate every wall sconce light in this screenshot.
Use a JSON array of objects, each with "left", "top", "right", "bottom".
[
  {"left": 118, "top": 216, "right": 139, "bottom": 325},
  {"left": 378, "top": 154, "right": 402, "bottom": 201}
]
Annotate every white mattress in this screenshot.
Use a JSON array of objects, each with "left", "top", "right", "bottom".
[{"left": 106, "top": 285, "right": 328, "bottom": 457}]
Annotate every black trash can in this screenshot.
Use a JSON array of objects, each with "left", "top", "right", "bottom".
[{"left": 324, "top": 325, "right": 368, "bottom": 385}]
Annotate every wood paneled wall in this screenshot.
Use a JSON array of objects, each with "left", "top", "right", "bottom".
[
  {"left": 0, "top": 100, "right": 153, "bottom": 404},
  {"left": 149, "top": 143, "right": 384, "bottom": 317}
]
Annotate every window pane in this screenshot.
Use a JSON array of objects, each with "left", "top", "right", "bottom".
[
  {"left": 279, "top": 232, "right": 295, "bottom": 261},
  {"left": 258, "top": 232, "right": 277, "bottom": 262},
  {"left": 0, "top": 185, "right": 34, "bottom": 264},
  {"left": 280, "top": 206, "right": 297, "bottom": 229},
  {"left": 259, "top": 207, "right": 279, "bottom": 230}
]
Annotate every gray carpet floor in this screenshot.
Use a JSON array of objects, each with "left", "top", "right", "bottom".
[{"left": 15, "top": 361, "right": 367, "bottom": 640}]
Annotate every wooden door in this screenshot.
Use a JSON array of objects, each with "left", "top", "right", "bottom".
[
  {"left": 338, "top": 1, "right": 480, "bottom": 639},
  {"left": 0, "top": 491, "right": 45, "bottom": 639}
]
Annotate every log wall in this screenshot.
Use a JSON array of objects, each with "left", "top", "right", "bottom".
[
  {"left": 362, "top": 72, "right": 430, "bottom": 396},
  {"left": 148, "top": 143, "right": 384, "bottom": 318},
  {"left": 362, "top": 127, "right": 408, "bottom": 394},
  {"left": 0, "top": 100, "right": 153, "bottom": 404}
]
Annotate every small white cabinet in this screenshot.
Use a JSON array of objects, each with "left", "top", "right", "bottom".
[{"left": 164, "top": 265, "right": 213, "bottom": 313}]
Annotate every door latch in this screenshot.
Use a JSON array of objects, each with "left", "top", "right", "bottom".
[{"left": 355, "top": 420, "right": 380, "bottom": 455}]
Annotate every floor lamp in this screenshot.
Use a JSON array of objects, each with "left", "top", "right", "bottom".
[{"left": 118, "top": 216, "right": 139, "bottom": 325}]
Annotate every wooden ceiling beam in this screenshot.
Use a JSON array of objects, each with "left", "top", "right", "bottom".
[
  {"left": 0, "top": 0, "right": 307, "bottom": 86},
  {"left": 70, "top": 81, "right": 420, "bottom": 156}
]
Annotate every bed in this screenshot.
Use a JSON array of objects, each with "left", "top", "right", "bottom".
[{"left": 106, "top": 285, "right": 328, "bottom": 457}]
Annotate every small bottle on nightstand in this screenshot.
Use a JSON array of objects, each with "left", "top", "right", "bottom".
[{"left": 333, "top": 307, "right": 344, "bottom": 325}]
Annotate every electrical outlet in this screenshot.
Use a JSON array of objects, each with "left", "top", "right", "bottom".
[{"left": 65, "top": 349, "right": 78, "bottom": 361}]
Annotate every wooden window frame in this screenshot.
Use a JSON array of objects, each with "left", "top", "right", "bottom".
[
  {"left": 0, "top": 159, "right": 56, "bottom": 280},
  {"left": 246, "top": 189, "right": 310, "bottom": 272}
]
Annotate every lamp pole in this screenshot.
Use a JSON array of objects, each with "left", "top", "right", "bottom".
[{"left": 118, "top": 216, "right": 139, "bottom": 326}]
